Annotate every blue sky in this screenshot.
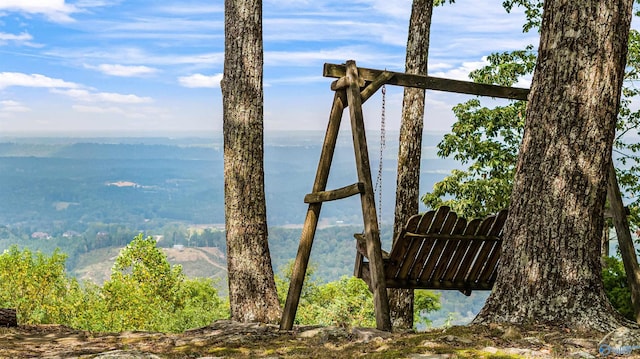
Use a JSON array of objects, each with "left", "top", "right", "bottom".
[{"left": 0, "top": 0, "right": 541, "bottom": 135}]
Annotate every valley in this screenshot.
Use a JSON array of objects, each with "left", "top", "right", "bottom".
[{"left": 0, "top": 131, "right": 488, "bottom": 326}]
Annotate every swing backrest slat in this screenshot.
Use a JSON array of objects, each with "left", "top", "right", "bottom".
[{"left": 360, "top": 207, "right": 507, "bottom": 295}]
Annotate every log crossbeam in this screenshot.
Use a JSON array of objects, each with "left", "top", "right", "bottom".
[
  {"left": 324, "top": 63, "right": 530, "bottom": 101},
  {"left": 332, "top": 71, "right": 395, "bottom": 103},
  {"left": 304, "top": 182, "right": 365, "bottom": 204}
]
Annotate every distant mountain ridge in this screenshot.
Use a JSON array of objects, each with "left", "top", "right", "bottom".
[{"left": 0, "top": 132, "right": 461, "bottom": 228}]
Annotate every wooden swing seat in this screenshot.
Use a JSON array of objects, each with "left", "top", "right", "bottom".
[{"left": 355, "top": 206, "right": 508, "bottom": 296}]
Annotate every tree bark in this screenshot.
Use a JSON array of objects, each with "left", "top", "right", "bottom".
[
  {"left": 221, "top": 0, "right": 281, "bottom": 323},
  {"left": 475, "top": 0, "right": 634, "bottom": 331},
  {"left": 0, "top": 308, "right": 17, "bottom": 327},
  {"left": 389, "top": 0, "right": 434, "bottom": 329}
]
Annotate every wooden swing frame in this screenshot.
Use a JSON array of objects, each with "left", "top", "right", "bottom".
[
  {"left": 279, "top": 60, "right": 637, "bottom": 331},
  {"left": 279, "top": 60, "right": 529, "bottom": 331}
]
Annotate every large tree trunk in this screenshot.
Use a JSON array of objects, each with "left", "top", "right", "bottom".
[
  {"left": 389, "top": 0, "right": 434, "bottom": 329},
  {"left": 220, "top": 0, "right": 281, "bottom": 323},
  {"left": 475, "top": 0, "right": 634, "bottom": 331}
]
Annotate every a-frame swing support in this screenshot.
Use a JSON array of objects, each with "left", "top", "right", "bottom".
[{"left": 280, "top": 60, "right": 530, "bottom": 331}]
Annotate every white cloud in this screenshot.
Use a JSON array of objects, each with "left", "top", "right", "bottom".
[
  {"left": 0, "top": 100, "right": 30, "bottom": 112},
  {"left": 264, "top": 0, "right": 311, "bottom": 6},
  {"left": 265, "top": 46, "right": 404, "bottom": 68},
  {"left": 105, "top": 18, "right": 223, "bottom": 33},
  {"left": 0, "top": 32, "right": 32, "bottom": 43},
  {"left": 266, "top": 75, "right": 326, "bottom": 85},
  {"left": 52, "top": 89, "right": 153, "bottom": 104},
  {"left": 72, "top": 104, "right": 125, "bottom": 114},
  {"left": 264, "top": 17, "right": 406, "bottom": 46},
  {"left": 431, "top": 59, "right": 490, "bottom": 81},
  {"left": 361, "top": 0, "right": 411, "bottom": 19},
  {"left": 0, "top": 72, "right": 81, "bottom": 90},
  {"left": 45, "top": 47, "right": 224, "bottom": 67},
  {"left": 73, "top": 0, "right": 123, "bottom": 8},
  {"left": 72, "top": 104, "right": 168, "bottom": 119},
  {"left": 0, "top": 0, "right": 77, "bottom": 23},
  {"left": 429, "top": 62, "right": 454, "bottom": 71},
  {"left": 85, "top": 64, "right": 158, "bottom": 77},
  {"left": 178, "top": 73, "right": 222, "bottom": 88},
  {"left": 514, "top": 74, "right": 533, "bottom": 89},
  {"left": 153, "top": 4, "right": 223, "bottom": 15}
]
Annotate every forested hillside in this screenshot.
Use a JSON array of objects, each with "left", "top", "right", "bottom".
[
  {"left": 0, "top": 133, "right": 451, "bottom": 227},
  {"left": 0, "top": 134, "right": 630, "bottom": 328},
  {"left": 0, "top": 133, "right": 491, "bottom": 327}
]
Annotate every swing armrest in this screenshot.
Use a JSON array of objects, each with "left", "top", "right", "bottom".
[{"left": 354, "top": 233, "right": 390, "bottom": 260}]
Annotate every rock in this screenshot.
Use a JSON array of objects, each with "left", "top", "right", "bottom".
[
  {"left": 599, "top": 326, "right": 640, "bottom": 349},
  {"left": 570, "top": 351, "right": 595, "bottom": 359},
  {"left": 92, "top": 350, "right": 163, "bottom": 358},
  {"left": 501, "top": 326, "right": 522, "bottom": 340},
  {"left": 298, "top": 327, "right": 325, "bottom": 338},
  {"left": 420, "top": 340, "right": 439, "bottom": 348},
  {"left": 523, "top": 336, "right": 543, "bottom": 345},
  {"left": 488, "top": 323, "right": 504, "bottom": 333},
  {"left": 502, "top": 348, "right": 533, "bottom": 356},
  {"left": 563, "top": 338, "right": 597, "bottom": 348},
  {"left": 297, "top": 326, "right": 350, "bottom": 342},
  {"left": 439, "top": 335, "right": 473, "bottom": 345},
  {"left": 351, "top": 327, "right": 392, "bottom": 343},
  {"left": 482, "top": 346, "right": 499, "bottom": 354},
  {"left": 597, "top": 326, "right": 640, "bottom": 358}
]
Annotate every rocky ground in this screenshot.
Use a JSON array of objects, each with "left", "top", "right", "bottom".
[{"left": 0, "top": 320, "right": 637, "bottom": 358}]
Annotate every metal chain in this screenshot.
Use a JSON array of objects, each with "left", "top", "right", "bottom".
[{"left": 374, "top": 85, "right": 386, "bottom": 225}]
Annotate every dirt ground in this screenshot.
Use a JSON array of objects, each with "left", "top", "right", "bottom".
[{"left": 0, "top": 320, "right": 636, "bottom": 358}]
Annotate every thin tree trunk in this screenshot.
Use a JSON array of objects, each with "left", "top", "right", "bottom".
[
  {"left": 475, "top": 0, "right": 634, "bottom": 331},
  {"left": 389, "top": 0, "right": 434, "bottom": 329},
  {"left": 607, "top": 161, "right": 640, "bottom": 322},
  {"left": 221, "top": 0, "right": 281, "bottom": 323}
]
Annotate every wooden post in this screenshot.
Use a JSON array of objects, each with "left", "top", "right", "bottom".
[
  {"left": 280, "top": 91, "right": 347, "bottom": 330},
  {"left": 0, "top": 308, "right": 17, "bottom": 327},
  {"left": 280, "top": 67, "right": 394, "bottom": 330},
  {"left": 345, "top": 60, "right": 392, "bottom": 331},
  {"left": 607, "top": 160, "right": 640, "bottom": 322}
]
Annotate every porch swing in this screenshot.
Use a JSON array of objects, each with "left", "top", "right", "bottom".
[
  {"left": 355, "top": 73, "right": 508, "bottom": 297},
  {"left": 279, "top": 60, "right": 529, "bottom": 331}
]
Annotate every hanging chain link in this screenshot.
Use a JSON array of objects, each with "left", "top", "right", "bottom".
[{"left": 374, "top": 85, "right": 386, "bottom": 226}]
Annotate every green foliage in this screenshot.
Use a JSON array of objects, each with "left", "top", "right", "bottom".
[
  {"left": 96, "top": 234, "right": 228, "bottom": 332},
  {"left": 421, "top": 36, "right": 534, "bottom": 218},
  {"left": 276, "top": 261, "right": 440, "bottom": 329},
  {"left": 276, "top": 261, "right": 373, "bottom": 327},
  {"left": 469, "top": 45, "right": 536, "bottom": 86},
  {"left": 422, "top": 3, "right": 640, "bottom": 224},
  {"left": 602, "top": 257, "right": 634, "bottom": 320},
  {"left": 501, "top": 0, "right": 543, "bottom": 32},
  {"left": 0, "top": 246, "right": 78, "bottom": 324},
  {"left": 434, "top": 0, "right": 455, "bottom": 6},
  {"left": 111, "top": 234, "right": 184, "bottom": 305},
  {"left": 422, "top": 99, "right": 525, "bottom": 218},
  {"left": 414, "top": 290, "right": 441, "bottom": 327},
  {"left": 305, "top": 276, "right": 377, "bottom": 328},
  {"left": 0, "top": 236, "right": 229, "bottom": 332}
]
